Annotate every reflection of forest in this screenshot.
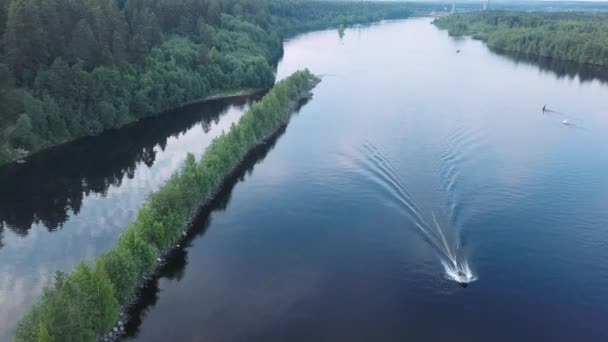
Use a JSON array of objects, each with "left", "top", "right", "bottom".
[
  {"left": 495, "top": 49, "right": 608, "bottom": 85},
  {"left": 0, "top": 95, "right": 257, "bottom": 241}
]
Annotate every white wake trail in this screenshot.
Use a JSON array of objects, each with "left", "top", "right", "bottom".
[{"left": 361, "top": 142, "right": 477, "bottom": 285}]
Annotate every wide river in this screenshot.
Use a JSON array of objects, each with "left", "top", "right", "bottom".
[{"left": 2, "top": 18, "right": 608, "bottom": 341}]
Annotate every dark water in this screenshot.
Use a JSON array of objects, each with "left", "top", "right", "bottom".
[
  {"left": 2, "top": 18, "right": 608, "bottom": 341},
  {"left": 126, "top": 19, "right": 608, "bottom": 341},
  {"left": 0, "top": 95, "right": 260, "bottom": 339},
  {"left": 491, "top": 48, "right": 608, "bottom": 85}
]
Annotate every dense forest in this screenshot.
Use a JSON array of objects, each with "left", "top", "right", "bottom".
[
  {"left": 12, "top": 69, "right": 319, "bottom": 342},
  {"left": 434, "top": 11, "right": 608, "bottom": 67},
  {"left": 0, "top": 0, "right": 409, "bottom": 166}
]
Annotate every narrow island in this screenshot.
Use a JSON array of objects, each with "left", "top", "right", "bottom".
[{"left": 12, "top": 70, "right": 320, "bottom": 342}]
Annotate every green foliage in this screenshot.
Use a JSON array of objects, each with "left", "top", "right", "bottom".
[
  {"left": 99, "top": 248, "right": 139, "bottom": 303},
  {"left": 268, "top": 1, "right": 411, "bottom": 36},
  {"left": 0, "top": 143, "right": 11, "bottom": 164},
  {"left": 11, "top": 113, "right": 34, "bottom": 148},
  {"left": 12, "top": 70, "right": 319, "bottom": 342},
  {"left": 36, "top": 323, "right": 53, "bottom": 342},
  {"left": 434, "top": 11, "right": 608, "bottom": 66},
  {"left": 0, "top": 0, "right": 409, "bottom": 165},
  {"left": 13, "top": 259, "right": 120, "bottom": 342}
]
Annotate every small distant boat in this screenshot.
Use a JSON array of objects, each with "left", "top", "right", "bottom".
[
  {"left": 562, "top": 119, "right": 570, "bottom": 125},
  {"left": 456, "top": 50, "right": 460, "bottom": 53},
  {"left": 16, "top": 159, "right": 26, "bottom": 164}
]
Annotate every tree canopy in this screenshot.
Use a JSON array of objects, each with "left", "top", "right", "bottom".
[
  {"left": 0, "top": 0, "right": 410, "bottom": 165},
  {"left": 434, "top": 11, "right": 608, "bottom": 66},
  {"left": 12, "top": 69, "right": 319, "bottom": 342}
]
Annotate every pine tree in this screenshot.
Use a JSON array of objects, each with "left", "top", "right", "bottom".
[
  {"left": 92, "top": 259, "right": 120, "bottom": 333},
  {"left": 38, "top": 0, "right": 65, "bottom": 58},
  {"left": 70, "top": 19, "right": 98, "bottom": 69},
  {"left": 111, "top": 30, "right": 129, "bottom": 64},
  {"left": 0, "top": 63, "right": 12, "bottom": 95},
  {"left": 129, "top": 33, "right": 149, "bottom": 64},
  {"left": 0, "top": 0, "right": 8, "bottom": 37},
  {"left": 12, "top": 113, "right": 35, "bottom": 148},
  {"left": 3, "top": 0, "right": 49, "bottom": 83}
]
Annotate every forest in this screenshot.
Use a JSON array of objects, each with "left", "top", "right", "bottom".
[
  {"left": 12, "top": 69, "right": 320, "bottom": 342},
  {"left": 0, "top": 0, "right": 410, "bottom": 165},
  {"left": 434, "top": 11, "right": 608, "bottom": 67}
]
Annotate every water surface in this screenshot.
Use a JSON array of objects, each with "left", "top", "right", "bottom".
[
  {"left": 0, "top": 95, "right": 260, "bottom": 339},
  {"left": 125, "top": 19, "right": 608, "bottom": 341},
  {"left": 2, "top": 18, "right": 608, "bottom": 341}
]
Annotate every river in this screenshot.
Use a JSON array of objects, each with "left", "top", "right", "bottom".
[
  {"left": 2, "top": 18, "right": 608, "bottom": 341},
  {"left": 0, "top": 95, "right": 260, "bottom": 339}
]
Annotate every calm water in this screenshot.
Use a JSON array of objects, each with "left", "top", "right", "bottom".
[
  {"left": 0, "top": 95, "right": 260, "bottom": 339},
  {"left": 3, "top": 18, "right": 608, "bottom": 341}
]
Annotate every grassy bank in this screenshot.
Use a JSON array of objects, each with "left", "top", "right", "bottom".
[
  {"left": 12, "top": 70, "right": 320, "bottom": 342},
  {"left": 434, "top": 11, "right": 608, "bottom": 67}
]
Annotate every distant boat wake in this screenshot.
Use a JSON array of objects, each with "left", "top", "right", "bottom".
[
  {"left": 544, "top": 114, "right": 589, "bottom": 131},
  {"left": 543, "top": 106, "right": 587, "bottom": 129},
  {"left": 359, "top": 142, "right": 477, "bottom": 285}
]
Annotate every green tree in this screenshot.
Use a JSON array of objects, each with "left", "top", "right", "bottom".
[
  {"left": 101, "top": 248, "right": 138, "bottom": 302},
  {"left": 129, "top": 33, "right": 149, "bottom": 64},
  {"left": 3, "top": 0, "right": 48, "bottom": 82},
  {"left": 38, "top": 0, "right": 64, "bottom": 58},
  {"left": 111, "top": 30, "right": 129, "bottom": 64},
  {"left": 91, "top": 259, "right": 120, "bottom": 333},
  {"left": 12, "top": 113, "right": 35, "bottom": 148},
  {"left": 0, "top": 63, "right": 12, "bottom": 94},
  {"left": 13, "top": 70, "right": 320, "bottom": 342},
  {"left": 0, "top": 0, "right": 408, "bottom": 169},
  {"left": 434, "top": 11, "right": 608, "bottom": 66},
  {"left": 36, "top": 322, "right": 53, "bottom": 342},
  {"left": 70, "top": 19, "right": 98, "bottom": 68}
]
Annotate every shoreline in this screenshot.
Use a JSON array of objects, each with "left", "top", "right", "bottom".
[
  {"left": 0, "top": 88, "right": 266, "bottom": 168},
  {"left": 100, "top": 79, "right": 319, "bottom": 342},
  {"left": 432, "top": 17, "right": 608, "bottom": 69},
  {"left": 11, "top": 71, "right": 320, "bottom": 342}
]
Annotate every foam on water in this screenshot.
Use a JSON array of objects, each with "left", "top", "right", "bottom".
[
  {"left": 359, "top": 142, "right": 477, "bottom": 285},
  {"left": 442, "top": 259, "right": 478, "bottom": 284}
]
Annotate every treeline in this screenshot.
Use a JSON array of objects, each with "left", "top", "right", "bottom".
[
  {"left": 0, "top": 0, "right": 409, "bottom": 165},
  {"left": 0, "top": 95, "right": 255, "bottom": 238},
  {"left": 12, "top": 70, "right": 319, "bottom": 342},
  {"left": 0, "top": 0, "right": 281, "bottom": 164},
  {"left": 434, "top": 11, "right": 608, "bottom": 67},
  {"left": 268, "top": 1, "right": 411, "bottom": 36}
]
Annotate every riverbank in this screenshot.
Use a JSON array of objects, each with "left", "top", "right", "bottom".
[
  {"left": 12, "top": 70, "right": 320, "bottom": 342},
  {"left": 0, "top": 0, "right": 413, "bottom": 169},
  {"left": 0, "top": 88, "right": 266, "bottom": 167},
  {"left": 433, "top": 11, "right": 608, "bottom": 67}
]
